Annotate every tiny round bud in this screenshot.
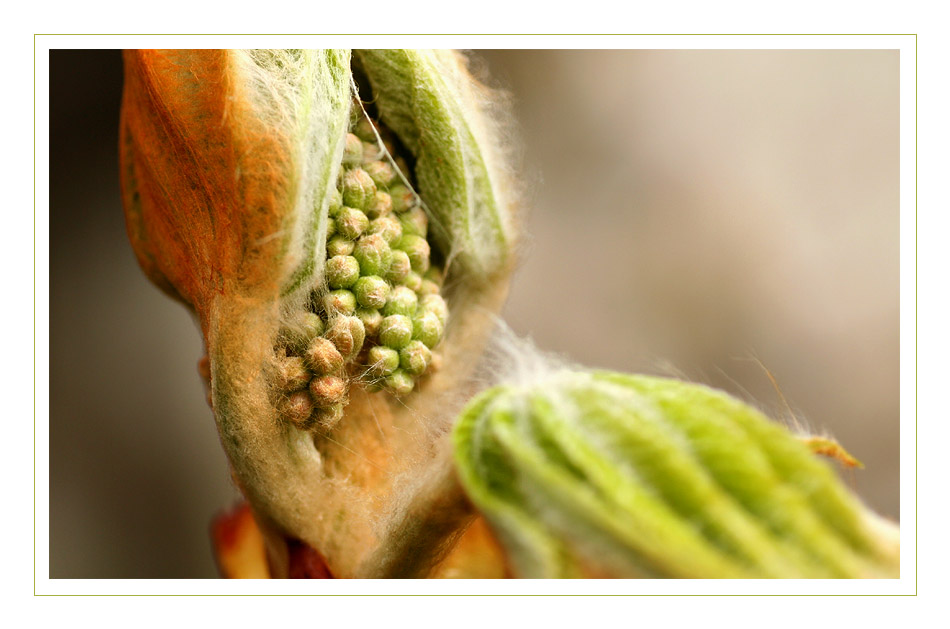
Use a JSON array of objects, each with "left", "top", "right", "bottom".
[
  {"left": 396, "top": 234, "right": 431, "bottom": 273},
  {"left": 418, "top": 279, "right": 440, "bottom": 296},
  {"left": 404, "top": 270, "right": 423, "bottom": 293},
  {"left": 354, "top": 117, "right": 377, "bottom": 142},
  {"left": 368, "top": 215, "right": 403, "bottom": 245},
  {"left": 379, "top": 314, "right": 413, "bottom": 350},
  {"left": 353, "top": 233, "right": 393, "bottom": 277},
  {"left": 386, "top": 250, "right": 412, "bottom": 285},
  {"left": 361, "top": 141, "right": 383, "bottom": 163},
  {"left": 279, "top": 311, "right": 325, "bottom": 351},
  {"left": 389, "top": 184, "right": 417, "bottom": 213},
  {"left": 323, "top": 289, "right": 357, "bottom": 316},
  {"left": 326, "top": 315, "right": 365, "bottom": 359},
  {"left": 326, "top": 236, "right": 355, "bottom": 257},
  {"left": 399, "top": 206, "right": 428, "bottom": 238},
  {"left": 364, "top": 160, "right": 397, "bottom": 188},
  {"left": 341, "top": 169, "right": 377, "bottom": 210},
  {"left": 355, "top": 307, "right": 383, "bottom": 338},
  {"left": 412, "top": 310, "right": 444, "bottom": 349},
  {"left": 336, "top": 207, "right": 369, "bottom": 240},
  {"left": 326, "top": 255, "right": 360, "bottom": 289},
  {"left": 419, "top": 294, "right": 448, "bottom": 326},
  {"left": 310, "top": 375, "right": 347, "bottom": 408},
  {"left": 279, "top": 390, "right": 315, "bottom": 428},
  {"left": 399, "top": 340, "right": 432, "bottom": 376},
  {"left": 274, "top": 355, "right": 311, "bottom": 391},
  {"left": 385, "top": 369, "right": 415, "bottom": 397},
  {"left": 353, "top": 275, "right": 391, "bottom": 309},
  {"left": 366, "top": 191, "right": 393, "bottom": 220},
  {"left": 327, "top": 188, "right": 343, "bottom": 218},
  {"left": 367, "top": 345, "right": 400, "bottom": 377},
  {"left": 423, "top": 267, "right": 444, "bottom": 287},
  {"left": 342, "top": 133, "right": 363, "bottom": 168},
  {"left": 313, "top": 403, "right": 344, "bottom": 431},
  {"left": 304, "top": 337, "right": 344, "bottom": 375},
  {"left": 383, "top": 285, "right": 418, "bottom": 317}
]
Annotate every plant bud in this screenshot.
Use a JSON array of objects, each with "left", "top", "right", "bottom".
[
  {"left": 309, "top": 375, "right": 347, "bottom": 408},
  {"left": 418, "top": 279, "right": 440, "bottom": 296},
  {"left": 388, "top": 184, "right": 417, "bottom": 213},
  {"left": 304, "top": 337, "right": 344, "bottom": 375},
  {"left": 279, "top": 311, "right": 325, "bottom": 352},
  {"left": 336, "top": 207, "right": 370, "bottom": 240},
  {"left": 385, "top": 250, "right": 411, "bottom": 284},
  {"left": 399, "top": 206, "right": 428, "bottom": 238},
  {"left": 367, "top": 345, "right": 400, "bottom": 377},
  {"left": 355, "top": 307, "right": 383, "bottom": 338},
  {"left": 325, "top": 314, "right": 365, "bottom": 359},
  {"left": 453, "top": 370, "right": 900, "bottom": 579},
  {"left": 353, "top": 233, "right": 393, "bottom": 277},
  {"left": 366, "top": 191, "right": 393, "bottom": 219},
  {"left": 354, "top": 117, "right": 377, "bottom": 142},
  {"left": 419, "top": 294, "right": 447, "bottom": 326},
  {"left": 273, "top": 354, "right": 311, "bottom": 391},
  {"left": 412, "top": 311, "right": 443, "bottom": 349},
  {"left": 353, "top": 275, "right": 391, "bottom": 309},
  {"left": 326, "top": 236, "right": 355, "bottom": 258},
  {"left": 323, "top": 289, "right": 357, "bottom": 316},
  {"left": 279, "top": 390, "right": 315, "bottom": 429},
  {"left": 396, "top": 234, "right": 430, "bottom": 274},
  {"left": 368, "top": 215, "right": 403, "bottom": 245},
  {"left": 341, "top": 168, "right": 377, "bottom": 210},
  {"left": 313, "top": 403, "right": 345, "bottom": 431},
  {"left": 342, "top": 133, "right": 364, "bottom": 168},
  {"left": 403, "top": 271, "right": 423, "bottom": 293},
  {"left": 382, "top": 285, "right": 418, "bottom": 317},
  {"left": 384, "top": 369, "right": 415, "bottom": 396},
  {"left": 326, "top": 255, "right": 360, "bottom": 289},
  {"left": 379, "top": 314, "right": 413, "bottom": 350},
  {"left": 399, "top": 340, "right": 432, "bottom": 376},
  {"left": 365, "top": 160, "right": 398, "bottom": 189}
]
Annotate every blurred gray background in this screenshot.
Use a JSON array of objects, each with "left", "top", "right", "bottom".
[{"left": 49, "top": 49, "right": 899, "bottom": 578}]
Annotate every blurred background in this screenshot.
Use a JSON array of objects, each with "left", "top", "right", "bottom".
[{"left": 49, "top": 49, "right": 899, "bottom": 578}]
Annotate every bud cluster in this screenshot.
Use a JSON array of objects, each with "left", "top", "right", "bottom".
[{"left": 273, "top": 112, "right": 448, "bottom": 431}]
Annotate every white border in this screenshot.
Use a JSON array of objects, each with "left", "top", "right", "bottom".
[{"left": 33, "top": 34, "right": 917, "bottom": 599}]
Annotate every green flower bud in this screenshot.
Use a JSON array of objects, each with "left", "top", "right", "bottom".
[
  {"left": 341, "top": 168, "right": 377, "bottom": 210},
  {"left": 309, "top": 374, "right": 347, "bottom": 408},
  {"left": 325, "top": 254, "right": 360, "bottom": 289},
  {"left": 355, "top": 307, "right": 383, "bottom": 338},
  {"left": 367, "top": 345, "right": 400, "bottom": 377},
  {"left": 453, "top": 370, "right": 900, "bottom": 579},
  {"left": 382, "top": 285, "right": 418, "bottom": 317},
  {"left": 325, "top": 314, "right": 365, "bottom": 359},
  {"left": 361, "top": 141, "right": 384, "bottom": 163},
  {"left": 353, "top": 233, "right": 393, "bottom": 277},
  {"left": 278, "top": 311, "right": 325, "bottom": 352},
  {"left": 353, "top": 275, "right": 391, "bottom": 309},
  {"left": 326, "top": 235, "right": 355, "bottom": 258},
  {"left": 304, "top": 337, "right": 344, "bottom": 375},
  {"left": 399, "top": 339, "right": 432, "bottom": 376},
  {"left": 273, "top": 354, "right": 311, "bottom": 391},
  {"left": 366, "top": 191, "right": 393, "bottom": 220},
  {"left": 385, "top": 250, "right": 411, "bottom": 285},
  {"left": 418, "top": 279, "right": 440, "bottom": 296},
  {"left": 403, "top": 270, "right": 423, "bottom": 293},
  {"left": 364, "top": 160, "right": 397, "bottom": 188},
  {"left": 423, "top": 267, "right": 443, "bottom": 287},
  {"left": 354, "top": 116, "right": 377, "bottom": 142},
  {"left": 379, "top": 314, "right": 413, "bottom": 350},
  {"left": 384, "top": 368, "right": 415, "bottom": 397},
  {"left": 368, "top": 215, "right": 403, "bottom": 245},
  {"left": 342, "top": 132, "right": 363, "bottom": 168},
  {"left": 278, "top": 390, "right": 315, "bottom": 429},
  {"left": 412, "top": 310, "right": 443, "bottom": 349},
  {"left": 323, "top": 289, "right": 356, "bottom": 316},
  {"left": 313, "top": 402, "right": 345, "bottom": 431},
  {"left": 327, "top": 187, "right": 343, "bottom": 218},
  {"left": 396, "top": 234, "right": 430, "bottom": 273},
  {"left": 398, "top": 206, "right": 428, "bottom": 238},
  {"left": 419, "top": 294, "right": 447, "bottom": 326},
  {"left": 336, "top": 206, "right": 370, "bottom": 240},
  {"left": 388, "top": 184, "right": 417, "bottom": 213}
]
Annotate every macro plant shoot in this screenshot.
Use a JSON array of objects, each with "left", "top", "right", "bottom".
[{"left": 49, "top": 48, "right": 899, "bottom": 580}]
